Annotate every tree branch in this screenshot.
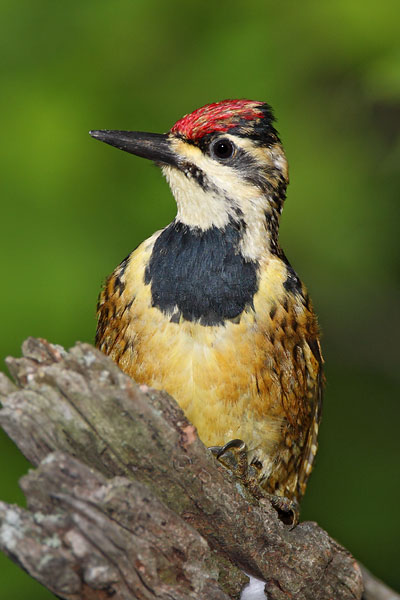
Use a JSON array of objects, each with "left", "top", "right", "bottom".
[
  {"left": 0, "top": 338, "right": 396, "bottom": 600},
  {"left": 361, "top": 566, "right": 400, "bottom": 600},
  {"left": 0, "top": 451, "right": 230, "bottom": 599}
]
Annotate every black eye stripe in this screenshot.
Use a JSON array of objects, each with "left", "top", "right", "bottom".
[{"left": 179, "top": 141, "right": 275, "bottom": 196}]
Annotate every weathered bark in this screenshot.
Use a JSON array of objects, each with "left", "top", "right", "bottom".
[
  {"left": 0, "top": 451, "right": 230, "bottom": 599},
  {"left": 0, "top": 338, "right": 397, "bottom": 600}
]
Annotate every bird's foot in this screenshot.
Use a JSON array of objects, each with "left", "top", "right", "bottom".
[
  {"left": 262, "top": 494, "right": 299, "bottom": 526},
  {"left": 209, "top": 439, "right": 299, "bottom": 526},
  {"left": 209, "top": 439, "right": 264, "bottom": 498}
]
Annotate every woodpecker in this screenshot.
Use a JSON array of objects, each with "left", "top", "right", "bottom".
[{"left": 90, "top": 99, "right": 323, "bottom": 509}]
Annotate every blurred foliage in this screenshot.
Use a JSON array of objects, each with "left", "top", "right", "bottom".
[{"left": 0, "top": 0, "right": 399, "bottom": 597}]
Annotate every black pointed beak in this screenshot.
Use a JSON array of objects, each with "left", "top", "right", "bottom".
[{"left": 89, "top": 130, "right": 178, "bottom": 167}]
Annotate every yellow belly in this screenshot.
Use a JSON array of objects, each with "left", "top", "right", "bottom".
[
  {"left": 120, "top": 309, "right": 284, "bottom": 455},
  {"left": 96, "top": 239, "right": 322, "bottom": 499},
  {"left": 116, "top": 245, "right": 292, "bottom": 451}
]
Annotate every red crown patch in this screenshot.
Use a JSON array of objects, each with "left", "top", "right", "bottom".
[{"left": 170, "top": 99, "right": 266, "bottom": 140}]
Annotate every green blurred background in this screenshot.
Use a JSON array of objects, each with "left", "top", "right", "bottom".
[{"left": 1, "top": 0, "right": 399, "bottom": 597}]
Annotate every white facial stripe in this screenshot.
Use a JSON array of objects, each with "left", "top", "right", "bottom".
[{"left": 161, "top": 135, "right": 287, "bottom": 259}]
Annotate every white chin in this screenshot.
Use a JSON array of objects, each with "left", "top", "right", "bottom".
[{"left": 162, "top": 165, "right": 232, "bottom": 230}]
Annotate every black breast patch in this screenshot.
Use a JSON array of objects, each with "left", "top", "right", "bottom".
[{"left": 144, "top": 220, "right": 259, "bottom": 326}]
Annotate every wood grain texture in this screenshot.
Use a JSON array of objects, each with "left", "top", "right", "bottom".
[{"left": 0, "top": 452, "right": 230, "bottom": 600}]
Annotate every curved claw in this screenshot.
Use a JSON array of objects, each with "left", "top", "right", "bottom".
[
  {"left": 208, "top": 439, "right": 249, "bottom": 483},
  {"left": 208, "top": 441, "right": 300, "bottom": 526},
  {"left": 266, "top": 495, "right": 300, "bottom": 527},
  {"left": 215, "top": 438, "right": 246, "bottom": 459},
  {"left": 208, "top": 439, "right": 246, "bottom": 458}
]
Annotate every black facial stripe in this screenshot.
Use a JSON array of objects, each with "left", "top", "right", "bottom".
[
  {"left": 230, "top": 147, "right": 275, "bottom": 192},
  {"left": 183, "top": 142, "right": 274, "bottom": 195},
  {"left": 180, "top": 162, "right": 210, "bottom": 191},
  {"left": 144, "top": 219, "right": 259, "bottom": 326}
]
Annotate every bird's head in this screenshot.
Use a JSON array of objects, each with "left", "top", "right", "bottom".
[{"left": 90, "top": 99, "right": 289, "bottom": 258}]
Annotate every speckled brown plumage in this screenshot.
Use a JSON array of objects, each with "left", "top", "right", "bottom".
[{"left": 96, "top": 245, "right": 323, "bottom": 502}]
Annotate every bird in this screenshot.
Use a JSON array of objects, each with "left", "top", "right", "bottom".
[{"left": 90, "top": 99, "right": 323, "bottom": 514}]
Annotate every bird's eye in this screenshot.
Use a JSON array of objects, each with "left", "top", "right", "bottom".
[{"left": 210, "top": 138, "right": 235, "bottom": 160}]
